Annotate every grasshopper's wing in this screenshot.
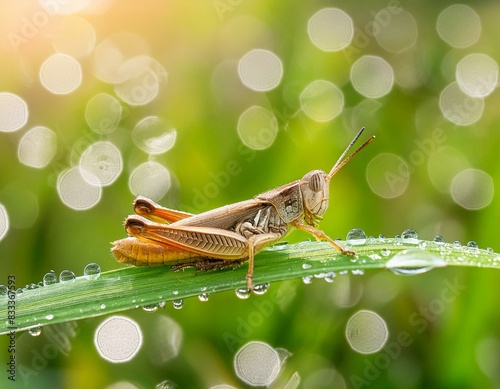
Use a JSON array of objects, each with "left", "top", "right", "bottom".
[
  {"left": 171, "top": 199, "right": 266, "bottom": 230},
  {"left": 126, "top": 216, "right": 249, "bottom": 260},
  {"left": 133, "top": 196, "right": 194, "bottom": 224}
]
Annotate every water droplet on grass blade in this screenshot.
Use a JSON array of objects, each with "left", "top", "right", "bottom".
[
  {"left": 346, "top": 228, "right": 367, "bottom": 245},
  {"left": 401, "top": 229, "right": 419, "bottom": 244},
  {"left": 386, "top": 249, "right": 447, "bottom": 275},
  {"left": 253, "top": 283, "right": 269, "bottom": 295},
  {"left": 0, "top": 285, "right": 7, "bottom": 297},
  {"left": 381, "top": 248, "right": 391, "bottom": 257},
  {"left": 467, "top": 241, "right": 479, "bottom": 253},
  {"left": 142, "top": 304, "right": 158, "bottom": 313},
  {"left": 29, "top": 326, "right": 42, "bottom": 336},
  {"left": 45, "top": 314, "right": 54, "bottom": 320},
  {"left": 172, "top": 299, "right": 184, "bottom": 309},
  {"left": 198, "top": 293, "right": 209, "bottom": 302},
  {"left": 84, "top": 263, "right": 101, "bottom": 280},
  {"left": 43, "top": 271, "right": 57, "bottom": 286},
  {"left": 59, "top": 270, "right": 76, "bottom": 284},
  {"left": 236, "top": 288, "right": 251, "bottom": 299},
  {"left": 325, "top": 272, "right": 336, "bottom": 283},
  {"left": 302, "top": 275, "right": 313, "bottom": 284},
  {"left": 433, "top": 235, "right": 445, "bottom": 245}
]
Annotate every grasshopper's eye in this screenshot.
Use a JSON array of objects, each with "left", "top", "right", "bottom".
[{"left": 309, "top": 172, "right": 324, "bottom": 192}]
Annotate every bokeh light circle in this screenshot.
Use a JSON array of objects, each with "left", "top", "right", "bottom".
[
  {"left": 94, "top": 316, "right": 143, "bottom": 363},
  {"left": 40, "top": 54, "right": 82, "bottom": 94},
  {"left": 308, "top": 8, "right": 354, "bottom": 52},
  {"left": 18, "top": 126, "right": 57, "bottom": 168},
  {"left": 437, "top": 4, "right": 481, "bottom": 48},
  {"left": 351, "top": 55, "right": 394, "bottom": 98},
  {"left": 346, "top": 310, "right": 389, "bottom": 354},
  {"left": 237, "top": 106, "right": 278, "bottom": 150},
  {"left": 0, "top": 92, "right": 28, "bottom": 132},
  {"left": 133, "top": 116, "right": 177, "bottom": 155},
  {"left": 129, "top": 162, "right": 171, "bottom": 201},
  {"left": 57, "top": 167, "right": 102, "bottom": 210},
  {"left": 456, "top": 53, "right": 498, "bottom": 97},
  {"left": 300, "top": 80, "right": 344, "bottom": 122},
  {"left": 234, "top": 341, "right": 281, "bottom": 386},
  {"left": 366, "top": 153, "right": 409, "bottom": 198},
  {"left": 79, "top": 141, "right": 123, "bottom": 186},
  {"left": 238, "top": 49, "right": 283, "bottom": 92},
  {"left": 439, "top": 82, "right": 484, "bottom": 126},
  {"left": 451, "top": 168, "right": 493, "bottom": 210},
  {"left": 85, "top": 93, "right": 122, "bottom": 134}
]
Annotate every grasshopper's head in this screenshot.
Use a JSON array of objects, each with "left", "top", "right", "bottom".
[
  {"left": 301, "top": 128, "right": 375, "bottom": 224},
  {"left": 300, "top": 170, "right": 330, "bottom": 219}
]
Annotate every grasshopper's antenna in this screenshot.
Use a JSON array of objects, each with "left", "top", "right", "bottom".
[{"left": 326, "top": 127, "right": 375, "bottom": 181}]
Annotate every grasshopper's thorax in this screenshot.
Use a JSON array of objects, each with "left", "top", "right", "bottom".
[{"left": 300, "top": 170, "right": 329, "bottom": 226}]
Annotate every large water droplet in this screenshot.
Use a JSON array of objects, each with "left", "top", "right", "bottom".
[
  {"left": 59, "top": 270, "right": 76, "bottom": 284},
  {"left": 401, "top": 229, "right": 419, "bottom": 244},
  {"left": 172, "top": 299, "right": 184, "bottom": 310},
  {"left": 84, "top": 262, "right": 101, "bottom": 280},
  {"left": 236, "top": 288, "right": 251, "bottom": 300},
  {"left": 43, "top": 271, "right": 57, "bottom": 286},
  {"left": 325, "top": 272, "right": 336, "bottom": 283},
  {"left": 29, "top": 326, "right": 42, "bottom": 337},
  {"left": 346, "top": 228, "right": 367, "bottom": 245},
  {"left": 198, "top": 293, "right": 209, "bottom": 302},
  {"left": 386, "top": 249, "right": 447, "bottom": 275},
  {"left": 467, "top": 241, "right": 479, "bottom": 253},
  {"left": 252, "top": 283, "right": 269, "bottom": 295},
  {"left": 142, "top": 304, "right": 158, "bottom": 313},
  {"left": 433, "top": 235, "right": 445, "bottom": 245}
]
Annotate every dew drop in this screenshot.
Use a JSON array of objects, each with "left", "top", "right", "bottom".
[
  {"left": 467, "top": 241, "right": 479, "bottom": 253},
  {"left": 252, "top": 283, "right": 269, "bottom": 295},
  {"left": 352, "top": 269, "right": 365, "bottom": 275},
  {"left": 59, "top": 270, "right": 76, "bottom": 284},
  {"left": 43, "top": 271, "right": 57, "bottom": 286},
  {"left": 419, "top": 241, "right": 427, "bottom": 250},
  {"left": 302, "top": 275, "right": 313, "bottom": 284},
  {"left": 381, "top": 248, "right": 391, "bottom": 257},
  {"left": 0, "top": 285, "right": 7, "bottom": 296},
  {"left": 378, "top": 234, "right": 386, "bottom": 242},
  {"left": 29, "top": 326, "right": 42, "bottom": 337},
  {"left": 339, "top": 270, "right": 349, "bottom": 275},
  {"left": 83, "top": 262, "right": 101, "bottom": 280},
  {"left": 386, "top": 249, "right": 447, "bottom": 275},
  {"left": 172, "top": 290, "right": 179, "bottom": 296},
  {"left": 100, "top": 303, "right": 106, "bottom": 310},
  {"left": 142, "top": 304, "right": 158, "bottom": 313},
  {"left": 401, "top": 229, "right": 419, "bottom": 244},
  {"left": 45, "top": 314, "right": 54, "bottom": 320},
  {"left": 487, "top": 247, "right": 494, "bottom": 254},
  {"left": 302, "top": 263, "right": 312, "bottom": 269},
  {"left": 453, "top": 241, "right": 462, "bottom": 249},
  {"left": 157, "top": 301, "right": 166, "bottom": 309},
  {"left": 198, "top": 293, "right": 210, "bottom": 302},
  {"left": 325, "top": 272, "right": 336, "bottom": 283},
  {"left": 346, "top": 228, "right": 367, "bottom": 245},
  {"left": 236, "top": 288, "right": 251, "bottom": 300},
  {"left": 434, "top": 235, "right": 445, "bottom": 245},
  {"left": 172, "top": 299, "right": 184, "bottom": 310}
]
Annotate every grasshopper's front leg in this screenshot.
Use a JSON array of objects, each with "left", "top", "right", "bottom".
[{"left": 292, "top": 220, "right": 355, "bottom": 256}]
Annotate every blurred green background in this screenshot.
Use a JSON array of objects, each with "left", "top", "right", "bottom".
[{"left": 1, "top": 0, "right": 500, "bottom": 388}]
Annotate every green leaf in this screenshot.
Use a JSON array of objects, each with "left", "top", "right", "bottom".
[{"left": 1, "top": 238, "right": 499, "bottom": 335}]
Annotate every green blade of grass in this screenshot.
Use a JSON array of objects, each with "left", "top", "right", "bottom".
[{"left": 1, "top": 238, "right": 499, "bottom": 335}]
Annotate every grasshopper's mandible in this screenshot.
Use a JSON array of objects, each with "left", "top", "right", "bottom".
[{"left": 112, "top": 127, "right": 375, "bottom": 290}]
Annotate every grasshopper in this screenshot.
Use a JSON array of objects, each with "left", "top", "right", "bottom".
[{"left": 112, "top": 127, "right": 375, "bottom": 290}]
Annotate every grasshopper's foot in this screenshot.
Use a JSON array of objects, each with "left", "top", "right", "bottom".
[{"left": 341, "top": 249, "right": 356, "bottom": 256}]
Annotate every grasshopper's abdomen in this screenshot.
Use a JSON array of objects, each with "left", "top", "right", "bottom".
[{"left": 111, "top": 237, "right": 201, "bottom": 266}]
